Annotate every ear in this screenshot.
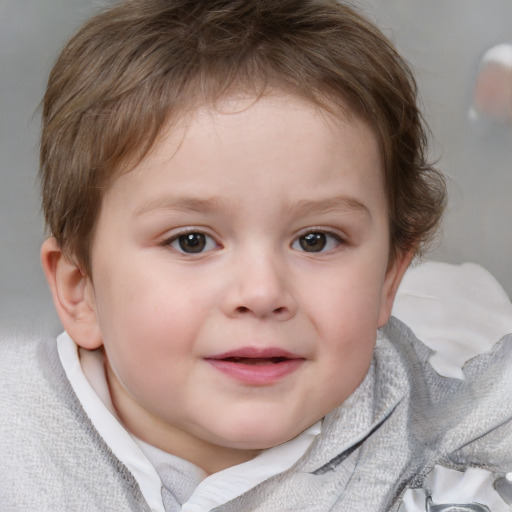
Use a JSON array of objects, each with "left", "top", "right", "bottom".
[
  {"left": 41, "top": 237, "right": 103, "bottom": 350},
  {"left": 377, "top": 249, "right": 415, "bottom": 328}
]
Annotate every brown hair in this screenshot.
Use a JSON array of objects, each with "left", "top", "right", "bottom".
[{"left": 40, "top": 0, "right": 446, "bottom": 274}]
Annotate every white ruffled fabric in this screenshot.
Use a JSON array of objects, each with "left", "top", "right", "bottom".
[
  {"left": 393, "top": 261, "right": 512, "bottom": 379},
  {"left": 399, "top": 465, "right": 512, "bottom": 511}
]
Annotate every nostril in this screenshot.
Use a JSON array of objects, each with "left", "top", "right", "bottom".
[{"left": 234, "top": 305, "right": 288, "bottom": 316}]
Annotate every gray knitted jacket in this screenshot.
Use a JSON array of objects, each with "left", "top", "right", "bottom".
[{"left": 1, "top": 318, "right": 511, "bottom": 511}]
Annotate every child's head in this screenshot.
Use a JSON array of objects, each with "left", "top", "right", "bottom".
[{"left": 40, "top": 0, "right": 446, "bottom": 472}]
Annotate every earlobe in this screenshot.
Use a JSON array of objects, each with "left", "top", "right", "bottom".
[
  {"left": 40, "top": 237, "right": 103, "bottom": 350},
  {"left": 377, "top": 249, "right": 415, "bottom": 328}
]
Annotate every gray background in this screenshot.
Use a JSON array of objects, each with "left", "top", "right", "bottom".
[{"left": 1, "top": 0, "right": 511, "bottom": 338}]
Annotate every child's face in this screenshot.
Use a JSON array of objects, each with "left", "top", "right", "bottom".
[{"left": 81, "top": 94, "right": 409, "bottom": 470}]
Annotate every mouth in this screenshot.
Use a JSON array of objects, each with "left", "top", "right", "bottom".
[
  {"left": 205, "top": 348, "right": 305, "bottom": 385},
  {"left": 219, "top": 356, "right": 291, "bottom": 365}
]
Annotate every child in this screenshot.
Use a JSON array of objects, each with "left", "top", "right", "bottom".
[{"left": 1, "top": 0, "right": 511, "bottom": 510}]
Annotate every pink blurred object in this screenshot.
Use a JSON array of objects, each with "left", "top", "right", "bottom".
[{"left": 470, "top": 44, "right": 512, "bottom": 123}]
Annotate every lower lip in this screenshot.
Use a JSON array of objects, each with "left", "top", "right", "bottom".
[{"left": 205, "top": 358, "right": 304, "bottom": 385}]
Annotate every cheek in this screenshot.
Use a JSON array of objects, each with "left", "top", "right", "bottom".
[
  {"left": 94, "top": 265, "right": 217, "bottom": 384},
  {"left": 311, "top": 263, "right": 386, "bottom": 328},
  {"left": 100, "top": 301, "right": 192, "bottom": 414},
  {"left": 92, "top": 275, "right": 173, "bottom": 372},
  {"left": 304, "top": 262, "right": 384, "bottom": 375}
]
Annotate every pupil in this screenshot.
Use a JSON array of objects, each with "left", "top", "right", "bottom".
[
  {"left": 178, "top": 233, "right": 206, "bottom": 253},
  {"left": 300, "top": 232, "right": 326, "bottom": 252}
]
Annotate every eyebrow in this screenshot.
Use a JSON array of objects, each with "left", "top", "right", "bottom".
[
  {"left": 135, "top": 195, "right": 370, "bottom": 219},
  {"left": 284, "top": 196, "right": 371, "bottom": 219},
  {"left": 135, "top": 196, "right": 231, "bottom": 217}
]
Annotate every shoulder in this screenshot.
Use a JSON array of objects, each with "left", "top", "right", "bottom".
[
  {"left": 0, "top": 331, "right": 58, "bottom": 400},
  {"left": 0, "top": 332, "right": 78, "bottom": 475},
  {"left": 0, "top": 331, "right": 147, "bottom": 511},
  {"left": 0, "top": 330, "right": 75, "bottom": 423}
]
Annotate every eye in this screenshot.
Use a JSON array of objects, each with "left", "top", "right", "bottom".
[
  {"left": 292, "top": 231, "right": 342, "bottom": 253},
  {"left": 168, "top": 231, "right": 218, "bottom": 254}
]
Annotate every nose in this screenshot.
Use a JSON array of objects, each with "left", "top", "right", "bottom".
[{"left": 221, "top": 249, "right": 297, "bottom": 321}]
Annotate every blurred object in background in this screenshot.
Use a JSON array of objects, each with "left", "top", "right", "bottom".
[
  {"left": 470, "top": 44, "right": 512, "bottom": 124},
  {"left": 359, "top": 0, "right": 512, "bottom": 300}
]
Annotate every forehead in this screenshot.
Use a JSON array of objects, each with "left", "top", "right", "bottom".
[
  {"left": 117, "top": 90, "right": 379, "bottom": 167},
  {"left": 104, "top": 93, "right": 385, "bottom": 218}
]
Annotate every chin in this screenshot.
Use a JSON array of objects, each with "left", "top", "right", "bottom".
[{"left": 211, "top": 418, "right": 310, "bottom": 451}]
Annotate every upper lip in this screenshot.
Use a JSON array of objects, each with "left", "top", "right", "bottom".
[{"left": 206, "top": 347, "right": 304, "bottom": 361}]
